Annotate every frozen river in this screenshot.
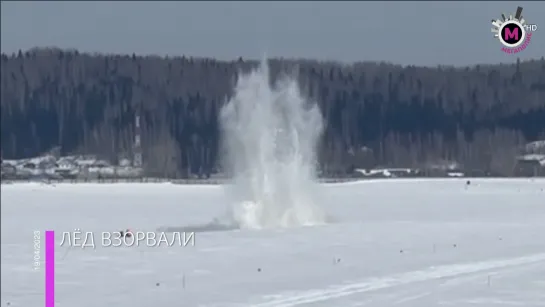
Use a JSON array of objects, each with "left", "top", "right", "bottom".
[{"left": 1, "top": 179, "right": 545, "bottom": 306}]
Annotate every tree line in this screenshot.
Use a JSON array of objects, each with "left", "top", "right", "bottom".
[{"left": 1, "top": 48, "right": 544, "bottom": 177}]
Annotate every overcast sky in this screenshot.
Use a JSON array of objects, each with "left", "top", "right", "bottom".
[{"left": 1, "top": 1, "right": 543, "bottom": 66}]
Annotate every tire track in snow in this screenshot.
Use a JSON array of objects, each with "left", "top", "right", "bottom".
[{"left": 250, "top": 253, "right": 545, "bottom": 307}]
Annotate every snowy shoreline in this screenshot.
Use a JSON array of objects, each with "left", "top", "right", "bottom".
[{"left": 2, "top": 177, "right": 544, "bottom": 186}]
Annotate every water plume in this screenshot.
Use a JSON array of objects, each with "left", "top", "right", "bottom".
[
  {"left": 159, "top": 59, "right": 329, "bottom": 234},
  {"left": 219, "top": 59, "right": 327, "bottom": 229}
]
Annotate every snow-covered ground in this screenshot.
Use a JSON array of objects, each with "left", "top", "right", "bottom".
[{"left": 1, "top": 179, "right": 545, "bottom": 307}]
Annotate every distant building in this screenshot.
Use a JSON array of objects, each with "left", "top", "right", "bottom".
[
  {"left": 354, "top": 168, "right": 420, "bottom": 178},
  {"left": 422, "top": 160, "right": 463, "bottom": 177},
  {"left": 524, "top": 140, "right": 545, "bottom": 154},
  {"left": 1, "top": 162, "right": 17, "bottom": 179},
  {"left": 514, "top": 154, "right": 545, "bottom": 177},
  {"left": 23, "top": 162, "right": 36, "bottom": 169}
]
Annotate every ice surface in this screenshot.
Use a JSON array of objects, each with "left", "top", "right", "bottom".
[{"left": 1, "top": 179, "right": 545, "bottom": 307}]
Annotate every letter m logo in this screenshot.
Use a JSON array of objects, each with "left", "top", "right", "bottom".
[{"left": 505, "top": 28, "right": 519, "bottom": 40}]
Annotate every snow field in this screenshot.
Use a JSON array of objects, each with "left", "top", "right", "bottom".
[{"left": 1, "top": 179, "right": 544, "bottom": 306}]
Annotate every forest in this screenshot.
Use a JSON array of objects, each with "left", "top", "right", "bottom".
[{"left": 1, "top": 48, "right": 544, "bottom": 177}]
